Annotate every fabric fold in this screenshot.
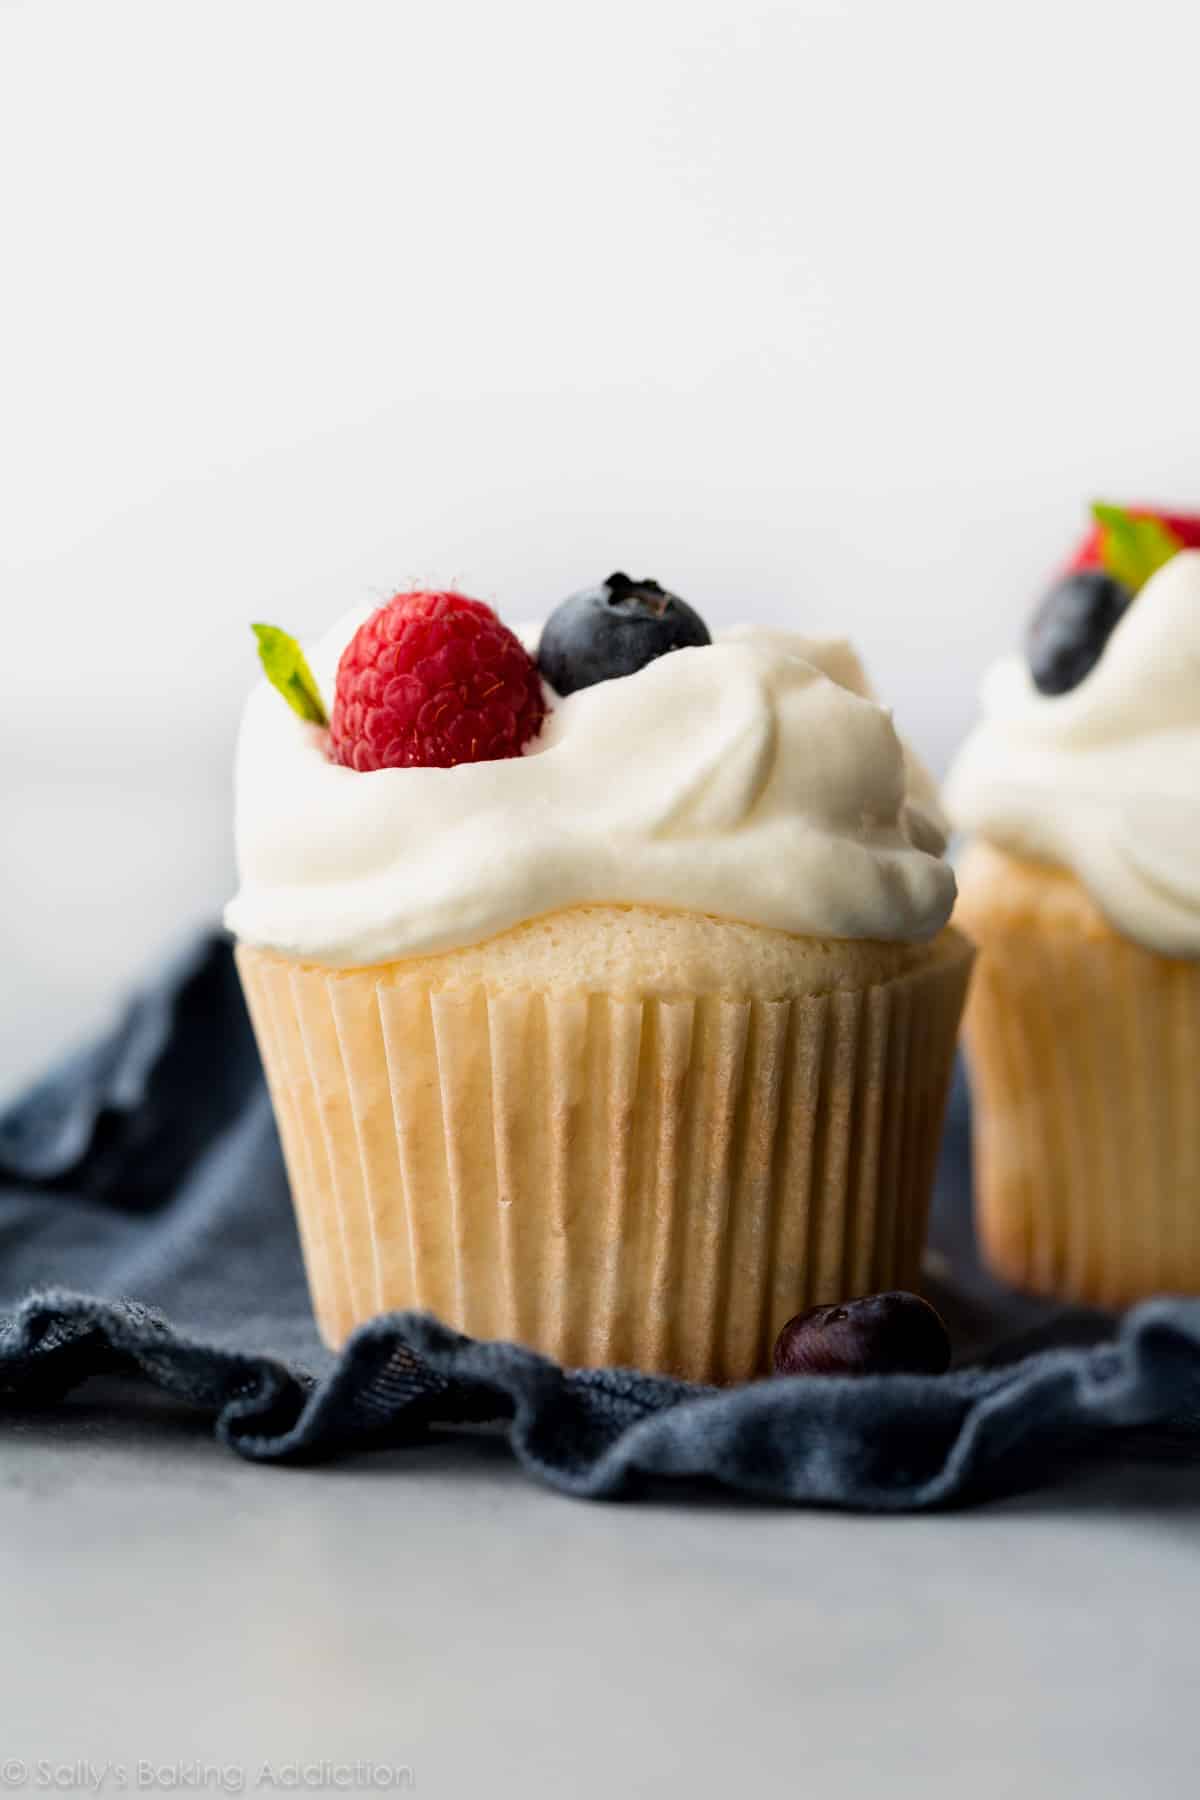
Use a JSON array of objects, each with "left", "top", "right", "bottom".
[{"left": 2, "top": 1289, "right": 1199, "bottom": 1508}]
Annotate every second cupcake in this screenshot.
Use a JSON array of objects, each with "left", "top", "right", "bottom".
[{"left": 946, "top": 505, "right": 1200, "bottom": 1307}]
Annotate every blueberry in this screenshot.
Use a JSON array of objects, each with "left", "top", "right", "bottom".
[
  {"left": 1026, "top": 569, "right": 1132, "bottom": 696},
  {"left": 772, "top": 1291, "right": 951, "bottom": 1378},
  {"left": 536, "top": 573, "right": 711, "bottom": 696}
]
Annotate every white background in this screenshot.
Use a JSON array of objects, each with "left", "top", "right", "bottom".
[{"left": 4, "top": 0, "right": 1200, "bottom": 1091}]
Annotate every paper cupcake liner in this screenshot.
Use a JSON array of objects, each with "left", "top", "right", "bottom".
[
  {"left": 236, "top": 940, "right": 971, "bottom": 1383},
  {"left": 962, "top": 902, "right": 1200, "bottom": 1308}
]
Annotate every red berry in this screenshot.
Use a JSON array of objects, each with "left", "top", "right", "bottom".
[
  {"left": 1066, "top": 507, "right": 1200, "bottom": 572},
  {"left": 329, "top": 591, "right": 547, "bottom": 772}
]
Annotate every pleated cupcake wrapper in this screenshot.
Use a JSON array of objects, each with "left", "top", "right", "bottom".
[
  {"left": 237, "top": 942, "right": 971, "bottom": 1383},
  {"left": 965, "top": 929, "right": 1200, "bottom": 1308}
]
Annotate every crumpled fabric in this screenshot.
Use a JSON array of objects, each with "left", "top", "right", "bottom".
[{"left": 1, "top": 932, "right": 1196, "bottom": 1507}]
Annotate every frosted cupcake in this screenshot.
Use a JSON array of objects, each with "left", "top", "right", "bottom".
[
  {"left": 227, "top": 575, "right": 971, "bottom": 1381},
  {"left": 945, "top": 506, "right": 1200, "bottom": 1307}
]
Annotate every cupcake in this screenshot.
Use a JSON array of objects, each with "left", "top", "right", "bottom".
[
  {"left": 227, "top": 575, "right": 970, "bottom": 1381},
  {"left": 945, "top": 505, "right": 1200, "bottom": 1307}
]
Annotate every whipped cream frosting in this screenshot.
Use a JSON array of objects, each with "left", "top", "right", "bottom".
[
  {"left": 945, "top": 550, "right": 1200, "bottom": 957},
  {"left": 225, "top": 612, "right": 956, "bottom": 965}
]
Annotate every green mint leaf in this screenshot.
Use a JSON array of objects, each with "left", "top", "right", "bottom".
[
  {"left": 251, "top": 624, "right": 329, "bottom": 726},
  {"left": 1091, "top": 502, "right": 1182, "bottom": 593}
]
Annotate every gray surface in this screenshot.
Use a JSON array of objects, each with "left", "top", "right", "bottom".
[{"left": 2, "top": 1386, "right": 1197, "bottom": 1799}]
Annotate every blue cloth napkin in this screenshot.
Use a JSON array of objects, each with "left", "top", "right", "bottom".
[{"left": 1, "top": 932, "right": 1197, "bottom": 1507}]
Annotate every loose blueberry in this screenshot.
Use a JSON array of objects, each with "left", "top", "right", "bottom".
[
  {"left": 536, "top": 572, "right": 711, "bottom": 696},
  {"left": 772, "top": 1291, "right": 951, "bottom": 1378},
  {"left": 1026, "top": 569, "right": 1132, "bottom": 696}
]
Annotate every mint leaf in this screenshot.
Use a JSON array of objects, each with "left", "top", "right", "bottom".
[
  {"left": 1091, "top": 503, "right": 1182, "bottom": 594},
  {"left": 252, "top": 624, "right": 329, "bottom": 726}
]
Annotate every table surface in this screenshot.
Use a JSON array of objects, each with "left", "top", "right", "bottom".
[{"left": 3, "top": 1385, "right": 1197, "bottom": 1800}]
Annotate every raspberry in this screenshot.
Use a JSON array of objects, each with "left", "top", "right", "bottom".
[{"left": 329, "top": 591, "right": 546, "bottom": 772}]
